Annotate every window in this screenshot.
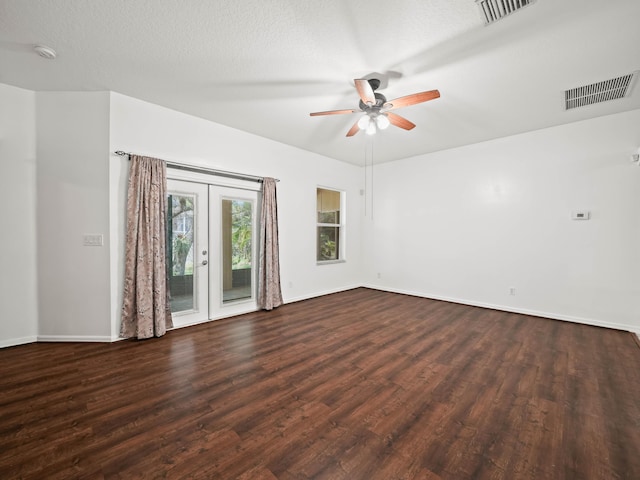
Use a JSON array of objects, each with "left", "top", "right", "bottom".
[{"left": 317, "top": 187, "right": 343, "bottom": 262}]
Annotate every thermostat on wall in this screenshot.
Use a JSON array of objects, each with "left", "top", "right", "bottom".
[{"left": 571, "top": 211, "right": 590, "bottom": 220}]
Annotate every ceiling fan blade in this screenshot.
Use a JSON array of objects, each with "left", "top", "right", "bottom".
[
  {"left": 383, "top": 89, "right": 440, "bottom": 110},
  {"left": 346, "top": 120, "right": 360, "bottom": 137},
  {"left": 387, "top": 112, "right": 416, "bottom": 130},
  {"left": 354, "top": 79, "right": 376, "bottom": 106},
  {"left": 310, "top": 108, "right": 357, "bottom": 116}
]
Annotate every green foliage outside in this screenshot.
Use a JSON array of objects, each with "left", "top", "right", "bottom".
[
  {"left": 169, "top": 196, "right": 252, "bottom": 276},
  {"left": 319, "top": 237, "right": 336, "bottom": 260},
  {"left": 170, "top": 195, "right": 194, "bottom": 276},
  {"left": 318, "top": 227, "right": 337, "bottom": 261},
  {"left": 231, "top": 200, "right": 252, "bottom": 269}
]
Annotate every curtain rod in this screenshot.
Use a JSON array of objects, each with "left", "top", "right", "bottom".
[{"left": 114, "top": 151, "right": 279, "bottom": 183}]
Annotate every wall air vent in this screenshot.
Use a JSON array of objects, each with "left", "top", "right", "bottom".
[
  {"left": 564, "top": 72, "right": 638, "bottom": 110},
  {"left": 476, "top": 0, "right": 536, "bottom": 25}
]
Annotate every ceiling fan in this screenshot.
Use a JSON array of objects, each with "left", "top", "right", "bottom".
[{"left": 310, "top": 78, "right": 440, "bottom": 137}]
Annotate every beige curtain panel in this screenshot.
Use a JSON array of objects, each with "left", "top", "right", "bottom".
[
  {"left": 120, "top": 155, "right": 173, "bottom": 339},
  {"left": 258, "top": 177, "right": 283, "bottom": 310}
]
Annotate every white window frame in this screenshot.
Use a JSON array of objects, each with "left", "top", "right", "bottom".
[{"left": 316, "top": 187, "right": 345, "bottom": 264}]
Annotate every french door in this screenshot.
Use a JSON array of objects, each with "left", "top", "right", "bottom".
[{"left": 166, "top": 178, "right": 259, "bottom": 327}]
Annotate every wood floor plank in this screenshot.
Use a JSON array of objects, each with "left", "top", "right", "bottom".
[{"left": 1, "top": 288, "right": 639, "bottom": 479}]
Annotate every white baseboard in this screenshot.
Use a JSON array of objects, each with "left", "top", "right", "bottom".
[
  {"left": 37, "top": 335, "right": 113, "bottom": 343},
  {"left": 0, "top": 335, "right": 38, "bottom": 349},
  {"left": 362, "top": 284, "right": 640, "bottom": 334},
  {"left": 283, "top": 284, "right": 361, "bottom": 305},
  {"left": 5, "top": 285, "right": 637, "bottom": 348}
]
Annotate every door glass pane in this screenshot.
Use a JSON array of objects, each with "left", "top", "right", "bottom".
[
  {"left": 167, "top": 193, "right": 196, "bottom": 313},
  {"left": 222, "top": 198, "right": 252, "bottom": 303}
]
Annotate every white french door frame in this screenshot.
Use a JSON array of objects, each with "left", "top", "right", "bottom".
[
  {"left": 167, "top": 169, "right": 261, "bottom": 328},
  {"left": 208, "top": 185, "right": 259, "bottom": 320},
  {"left": 166, "top": 179, "right": 209, "bottom": 328}
]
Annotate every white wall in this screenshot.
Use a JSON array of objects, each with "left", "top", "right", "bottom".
[
  {"left": 109, "top": 92, "right": 364, "bottom": 338},
  {"left": 36, "top": 92, "right": 112, "bottom": 341},
  {"left": 0, "top": 84, "right": 38, "bottom": 347},
  {"left": 4, "top": 84, "right": 636, "bottom": 347},
  {"left": 364, "top": 109, "right": 640, "bottom": 333}
]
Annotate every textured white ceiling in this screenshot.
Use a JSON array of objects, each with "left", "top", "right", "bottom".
[{"left": 1, "top": 0, "right": 639, "bottom": 165}]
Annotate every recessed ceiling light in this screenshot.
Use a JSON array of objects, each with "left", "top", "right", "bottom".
[{"left": 33, "top": 45, "right": 57, "bottom": 60}]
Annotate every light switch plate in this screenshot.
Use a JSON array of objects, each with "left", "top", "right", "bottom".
[{"left": 83, "top": 234, "right": 104, "bottom": 246}]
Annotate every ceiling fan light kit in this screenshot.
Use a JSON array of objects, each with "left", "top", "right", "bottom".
[
  {"left": 374, "top": 113, "right": 390, "bottom": 130},
  {"left": 357, "top": 112, "right": 390, "bottom": 136},
  {"left": 310, "top": 78, "right": 440, "bottom": 137},
  {"left": 357, "top": 115, "right": 370, "bottom": 130}
]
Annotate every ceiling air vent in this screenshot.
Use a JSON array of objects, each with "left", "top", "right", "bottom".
[
  {"left": 564, "top": 72, "right": 638, "bottom": 110},
  {"left": 476, "top": 0, "right": 536, "bottom": 25}
]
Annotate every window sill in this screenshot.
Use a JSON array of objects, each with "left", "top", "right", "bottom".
[{"left": 316, "top": 259, "right": 346, "bottom": 266}]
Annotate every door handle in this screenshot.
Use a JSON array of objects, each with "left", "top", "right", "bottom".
[{"left": 201, "top": 260, "right": 208, "bottom": 266}]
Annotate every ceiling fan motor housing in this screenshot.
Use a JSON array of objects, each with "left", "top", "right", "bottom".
[
  {"left": 367, "top": 78, "right": 381, "bottom": 91},
  {"left": 359, "top": 92, "right": 387, "bottom": 111}
]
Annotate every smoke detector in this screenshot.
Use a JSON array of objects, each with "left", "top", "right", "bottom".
[{"left": 33, "top": 45, "right": 57, "bottom": 60}]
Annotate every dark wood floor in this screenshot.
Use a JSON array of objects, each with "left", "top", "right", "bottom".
[{"left": 1, "top": 288, "right": 639, "bottom": 479}]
